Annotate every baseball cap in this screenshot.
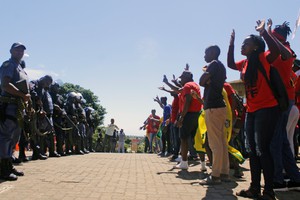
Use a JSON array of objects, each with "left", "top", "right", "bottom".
[{"left": 11, "top": 42, "right": 26, "bottom": 50}]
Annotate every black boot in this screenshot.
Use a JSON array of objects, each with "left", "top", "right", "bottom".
[
  {"left": 0, "top": 158, "right": 18, "bottom": 181},
  {"left": 31, "top": 145, "right": 47, "bottom": 160},
  {"left": 8, "top": 158, "right": 24, "bottom": 176},
  {"left": 18, "top": 145, "right": 29, "bottom": 162}
]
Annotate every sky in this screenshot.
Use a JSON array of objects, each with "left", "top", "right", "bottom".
[{"left": 1, "top": 1, "right": 299, "bottom": 136}]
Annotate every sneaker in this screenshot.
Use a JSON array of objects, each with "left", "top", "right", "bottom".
[
  {"left": 273, "top": 182, "right": 288, "bottom": 192},
  {"left": 174, "top": 161, "right": 188, "bottom": 170},
  {"left": 287, "top": 181, "right": 300, "bottom": 191},
  {"left": 200, "top": 162, "right": 207, "bottom": 172},
  {"left": 175, "top": 156, "right": 182, "bottom": 162},
  {"left": 199, "top": 175, "right": 221, "bottom": 185}
]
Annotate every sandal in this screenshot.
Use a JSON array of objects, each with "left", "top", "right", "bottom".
[{"left": 236, "top": 188, "right": 260, "bottom": 198}]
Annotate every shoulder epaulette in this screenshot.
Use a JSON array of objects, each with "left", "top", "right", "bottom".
[{"left": 0, "top": 61, "right": 10, "bottom": 68}]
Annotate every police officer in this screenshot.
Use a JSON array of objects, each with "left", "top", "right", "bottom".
[
  {"left": 64, "top": 92, "right": 82, "bottom": 154},
  {"left": 85, "top": 107, "right": 95, "bottom": 152},
  {"left": 50, "top": 82, "right": 66, "bottom": 156},
  {"left": 0, "top": 43, "right": 31, "bottom": 181},
  {"left": 30, "top": 75, "right": 60, "bottom": 158},
  {"left": 74, "top": 93, "right": 88, "bottom": 154}
]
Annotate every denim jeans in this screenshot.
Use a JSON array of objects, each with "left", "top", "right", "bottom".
[
  {"left": 171, "top": 123, "right": 180, "bottom": 156},
  {"left": 149, "top": 133, "right": 157, "bottom": 152},
  {"left": 246, "top": 106, "right": 279, "bottom": 192},
  {"left": 270, "top": 101, "right": 300, "bottom": 183}
]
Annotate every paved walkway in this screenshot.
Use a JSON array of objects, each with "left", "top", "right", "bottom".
[{"left": 0, "top": 152, "right": 299, "bottom": 200}]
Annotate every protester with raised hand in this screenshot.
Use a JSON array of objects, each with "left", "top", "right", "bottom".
[
  {"left": 227, "top": 20, "right": 280, "bottom": 200},
  {"left": 267, "top": 19, "right": 300, "bottom": 191}
]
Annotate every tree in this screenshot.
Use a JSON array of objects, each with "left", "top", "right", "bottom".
[{"left": 59, "top": 82, "right": 106, "bottom": 127}]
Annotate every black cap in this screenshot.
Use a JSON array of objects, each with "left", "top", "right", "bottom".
[{"left": 11, "top": 42, "right": 26, "bottom": 50}]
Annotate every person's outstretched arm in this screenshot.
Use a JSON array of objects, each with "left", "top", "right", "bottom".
[
  {"left": 227, "top": 29, "right": 238, "bottom": 70},
  {"left": 256, "top": 19, "right": 280, "bottom": 63},
  {"left": 267, "top": 19, "right": 292, "bottom": 61}
]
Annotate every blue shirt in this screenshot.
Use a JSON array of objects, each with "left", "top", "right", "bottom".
[
  {"left": 0, "top": 59, "right": 29, "bottom": 117},
  {"left": 162, "top": 104, "right": 171, "bottom": 126}
]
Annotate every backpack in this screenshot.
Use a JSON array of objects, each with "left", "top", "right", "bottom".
[{"left": 257, "top": 65, "right": 289, "bottom": 112}]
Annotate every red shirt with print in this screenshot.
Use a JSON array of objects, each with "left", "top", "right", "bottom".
[
  {"left": 268, "top": 45, "right": 295, "bottom": 100},
  {"left": 179, "top": 81, "right": 202, "bottom": 113},
  {"left": 147, "top": 114, "right": 160, "bottom": 134},
  {"left": 236, "top": 52, "right": 278, "bottom": 112}
]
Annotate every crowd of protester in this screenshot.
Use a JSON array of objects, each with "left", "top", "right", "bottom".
[{"left": 140, "top": 19, "right": 300, "bottom": 199}]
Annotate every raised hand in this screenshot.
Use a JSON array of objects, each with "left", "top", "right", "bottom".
[
  {"left": 153, "top": 95, "right": 160, "bottom": 102},
  {"left": 256, "top": 19, "right": 266, "bottom": 35},
  {"left": 267, "top": 18, "right": 273, "bottom": 33},
  {"left": 230, "top": 29, "right": 235, "bottom": 46},
  {"left": 185, "top": 63, "right": 189, "bottom": 71},
  {"left": 163, "top": 75, "right": 168, "bottom": 83},
  {"left": 171, "top": 74, "right": 177, "bottom": 83},
  {"left": 158, "top": 86, "right": 165, "bottom": 91}
]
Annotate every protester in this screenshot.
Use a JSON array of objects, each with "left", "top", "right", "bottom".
[
  {"left": 174, "top": 70, "right": 202, "bottom": 170},
  {"left": 227, "top": 20, "right": 281, "bottom": 199},
  {"left": 118, "top": 129, "right": 126, "bottom": 153},
  {"left": 267, "top": 19, "right": 300, "bottom": 191},
  {"left": 154, "top": 96, "right": 172, "bottom": 156},
  {"left": 103, "top": 118, "right": 119, "bottom": 152},
  {"left": 199, "top": 45, "right": 229, "bottom": 185},
  {"left": 141, "top": 109, "right": 160, "bottom": 153}
]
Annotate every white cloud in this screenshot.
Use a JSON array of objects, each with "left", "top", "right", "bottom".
[{"left": 26, "top": 67, "right": 60, "bottom": 81}]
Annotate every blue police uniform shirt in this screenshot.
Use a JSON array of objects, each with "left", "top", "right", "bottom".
[{"left": 0, "top": 59, "right": 29, "bottom": 117}]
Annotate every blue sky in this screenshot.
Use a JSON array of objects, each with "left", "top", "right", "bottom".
[{"left": 1, "top": 1, "right": 299, "bottom": 136}]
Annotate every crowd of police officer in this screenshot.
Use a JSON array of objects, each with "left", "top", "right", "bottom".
[{"left": 0, "top": 43, "right": 97, "bottom": 181}]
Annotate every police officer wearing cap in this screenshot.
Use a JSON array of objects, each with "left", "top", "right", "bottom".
[
  {"left": 0, "top": 42, "right": 31, "bottom": 181},
  {"left": 30, "top": 75, "right": 61, "bottom": 158},
  {"left": 50, "top": 82, "right": 66, "bottom": 156}
]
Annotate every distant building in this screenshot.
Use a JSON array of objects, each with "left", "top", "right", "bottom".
[{"left": 228, "top": 79, "right": 245, "bottom": 97}]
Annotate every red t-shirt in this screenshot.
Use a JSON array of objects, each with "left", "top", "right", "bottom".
[
  {"left": 269, "top": 45, "right": 295, "bottom": 100},
  {"left": 179, "top": 81, "right": 202, "bottom": 113},
  {"left": 294, "top": 74, "right": 300, "bottom": 116},
  {"left": 147, "top": 114, "right": 160, "bottom": 134},
  {"left": 236, "top": 52, "right": 278, "bottom": 112},
  {"left": 223, "top": 82, "right": 235, "bottom": 107},
  {"left": 171, "top": 96, "right": 179, "bottom": 123}
]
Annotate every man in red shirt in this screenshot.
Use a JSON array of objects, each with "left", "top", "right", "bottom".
[
  {"left": 141, "top": 109, "right": 160, "bottom": 153},
  {"left": 267, "top": 20, "right": 300, "bottom": 191},
  {"left": 174, "top": 70, "right": 202, "bottom": 170}
]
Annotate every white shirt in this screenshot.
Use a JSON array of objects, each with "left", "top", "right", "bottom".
[{"left": 105, "top": 124, "right": 118, "bottom": 136}]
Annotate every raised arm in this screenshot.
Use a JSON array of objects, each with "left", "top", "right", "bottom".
[
  {"left": 163, "top": 75, "right": 181, "bottom": 92},
  {"left": 227, "top": 29, "right": 238, "bottom": 70},
  {"left": 153, "top": 95, "right": 164, "bottom": 109},
  {"left": 267, "top": 19, "right": 292, "bottom": 60},
  {"left": 256, "top": 19, "right": 280, "bottom": 63}
]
